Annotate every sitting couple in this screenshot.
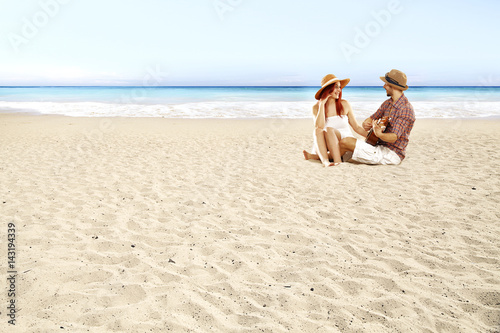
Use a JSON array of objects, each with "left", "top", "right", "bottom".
[{"left": 303, "top": 69, "right": 415, "bottom": 167}]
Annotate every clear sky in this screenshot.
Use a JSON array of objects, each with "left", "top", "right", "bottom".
[{"left": 0, "top": 0, "right": 499, "bottom": 86}]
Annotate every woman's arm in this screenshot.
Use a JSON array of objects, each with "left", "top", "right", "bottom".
[
  {"left": 312, "top": 102, "right": 320, "bottom": 124},
  {"left": 344, "top": 100, "right": 368, "bottom": 137},
  {"left": 314, "top": 96, "right": 330, "bottom": 129},
  {"left": 362, "top": 117, "right": 373, "bottom": 131}
]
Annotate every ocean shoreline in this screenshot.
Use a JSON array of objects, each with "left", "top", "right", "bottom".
[
  {"left": 1, "top": 86, "right": 500, "bottom": 118},
  {"left": 2, "top": 108, "right": 500, "bottom": 121}
]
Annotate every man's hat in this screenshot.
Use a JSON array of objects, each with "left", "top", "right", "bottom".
[
  {"left": 380, "top": 69, "right": 408, "bottom": 91},
  {"left": 315, "top": 74, "right": 350, "bottom": 100}
]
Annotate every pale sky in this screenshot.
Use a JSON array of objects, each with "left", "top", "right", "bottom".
[{"left": 0, "top": 0, "right": 499, "bottom": 86}]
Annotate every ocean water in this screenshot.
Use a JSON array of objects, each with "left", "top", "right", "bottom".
[{"left": 1, "top": 86, "right": 499, "bottom": 119}]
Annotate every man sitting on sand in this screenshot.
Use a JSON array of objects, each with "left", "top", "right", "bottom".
[{"left": 340, "top": 69, "right": 415, "bottom": 165}]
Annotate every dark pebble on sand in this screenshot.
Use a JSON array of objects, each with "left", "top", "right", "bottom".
[{"left": 131, "top": 244, "right": 135, "bottom": 248}]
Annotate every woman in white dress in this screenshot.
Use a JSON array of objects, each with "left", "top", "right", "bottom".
[{"left": 303, "top": 74, "right": 367, "bottom": 167}]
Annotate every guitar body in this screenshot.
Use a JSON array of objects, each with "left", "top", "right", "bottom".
[{"left": 365, "top": 116, "right": 390, "bottom": 146}]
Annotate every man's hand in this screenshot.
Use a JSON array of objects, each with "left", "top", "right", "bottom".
[
  {"left": 372, "top": 119, "right": 384, "bottom": 137},
  {"left": 371, "top": 119, "right": 397, "bottom": 143}
]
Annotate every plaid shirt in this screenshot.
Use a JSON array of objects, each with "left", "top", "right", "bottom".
[{"left": 370, "top": 94, "right": 415, "bottom": 160}]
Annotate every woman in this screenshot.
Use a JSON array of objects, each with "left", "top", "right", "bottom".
[{"left": 303, "top": 74, "right": 367, "bottom": 167}]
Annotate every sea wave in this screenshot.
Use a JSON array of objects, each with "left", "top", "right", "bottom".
[{"left": 1, "top": 100, "right": 499, "bottom": 119}]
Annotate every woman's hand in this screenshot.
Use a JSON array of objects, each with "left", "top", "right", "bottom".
[
  {"left": 362, "top": 118, "right": 372, "bottom": 131},
  {"left": 319, "top": 94, "right": 331, "bottom": 104}
]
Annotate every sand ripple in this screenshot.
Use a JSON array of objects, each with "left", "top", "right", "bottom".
[{"left": 1, "top": 116, "right": 499, "bottom": 332}]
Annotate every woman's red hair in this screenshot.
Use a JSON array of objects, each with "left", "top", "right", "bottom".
[
  {"left": 321, "top": 86, "right": 344, "bottom": 118},
  {"left": 334, "top": 90, "right": 344, "bottom": 117}
]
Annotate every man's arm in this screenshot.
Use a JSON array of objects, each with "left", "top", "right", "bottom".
[{"left": 373, "top": 120, "right": 398, "bottom": 143}]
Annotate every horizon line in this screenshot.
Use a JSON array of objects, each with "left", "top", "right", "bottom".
[{"left": 1, "top": 85, "right": 500, "bottom": 88}]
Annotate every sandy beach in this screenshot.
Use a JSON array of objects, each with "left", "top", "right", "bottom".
[{"left": 1, "top": 113, "right": 499, "bottom": 332}]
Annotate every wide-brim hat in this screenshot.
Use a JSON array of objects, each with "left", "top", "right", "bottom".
[
  {"left": 315, "top": 74, "right": 350, "bottom": 100},
  {"left": 380, "top": 69, "right": 408, "bottom": 91}
]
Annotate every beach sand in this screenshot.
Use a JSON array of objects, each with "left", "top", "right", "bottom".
[{"left": 1, "top": 113, "right": 499, "bottom": 332}]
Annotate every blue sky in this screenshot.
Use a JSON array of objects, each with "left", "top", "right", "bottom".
[{"left": 0, "top": 0, "right": 499, "bottom": 86}]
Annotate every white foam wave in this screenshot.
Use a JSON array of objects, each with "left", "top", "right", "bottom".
[{"left": 1, "top": 100, "right": 499, "bottom": 118}]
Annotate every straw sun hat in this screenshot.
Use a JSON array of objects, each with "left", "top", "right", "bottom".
[
  {"left": 315, "top": 74, "right": 350, "bottom": 100},
  {"left": 380, "top": 69, "right": 408, "bottom": 91}
]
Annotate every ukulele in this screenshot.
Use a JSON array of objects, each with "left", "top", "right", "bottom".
[{"left": 365, "top": 116, "right": 390, "bottom": 146}]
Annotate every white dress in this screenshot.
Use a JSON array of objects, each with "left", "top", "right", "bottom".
[{"left": 311, "top": 115, "right": 354, "bottom": 154}]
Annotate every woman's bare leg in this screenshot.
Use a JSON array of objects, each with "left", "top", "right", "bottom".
[
  {"left": 303, "top": 150, "right": 320, "bottom": 160},
  {"left": 305, "top": 129, "right": 342, "bottom": 164},
  {"left": 314, "top": 128, "right": 334, "bottom": 167},
  {"left": 325, "top": 128, "right": 342, "bottom": 164},
  {"left": 339, "top": 137, "right": 357, "bottom": 156}
]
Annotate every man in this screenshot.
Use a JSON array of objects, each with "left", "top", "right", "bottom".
[{"left": 340, "top": 69, "right": 415, "bottom": 165}]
